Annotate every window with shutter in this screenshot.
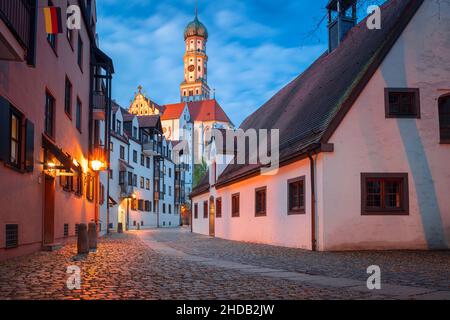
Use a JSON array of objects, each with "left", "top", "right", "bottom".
[
  {"left": 0, "top": 96, "right": 10, "bottom": 162},
  {"left": 25, "top": 120, "right": 34, "bottom": 172}
]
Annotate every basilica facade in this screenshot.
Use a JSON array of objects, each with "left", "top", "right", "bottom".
[{"left": 127, "top": 11, "right": 234, "bottom": 202}]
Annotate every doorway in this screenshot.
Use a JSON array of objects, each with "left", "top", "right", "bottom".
[
  {"left": 209, "top": 196, "right": 215, "bottom": 237},
  {"left": 43, "top": 175, "right": 55, "bottom": 245}
]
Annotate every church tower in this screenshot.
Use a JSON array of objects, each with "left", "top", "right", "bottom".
[{"left": 180, "top": 7, "right": 210, "bottom": 102}]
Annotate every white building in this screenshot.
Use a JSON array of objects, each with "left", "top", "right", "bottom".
[
  {"left": 100, "top": 101, "right": 179, "bottom": 232},
  {"left": 191, "top": 0, "right": 450, "bottom": 251}
]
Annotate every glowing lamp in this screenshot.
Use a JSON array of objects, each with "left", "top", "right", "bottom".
[{"left": 91, "top": 160, "right": 104, "bottom": 171}]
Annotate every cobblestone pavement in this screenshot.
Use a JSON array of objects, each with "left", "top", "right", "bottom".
[
  {"left": 145, "top": 228, "right": 450, "bottom": 292},
  {"left": 0, "top": 229, "right": 448, "bottom": 300}
]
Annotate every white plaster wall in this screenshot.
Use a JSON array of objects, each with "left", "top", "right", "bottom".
[
  {"left": 322, "top": 0, "right": 450, "bottom": 250},
  {"left": 192, "top": 158, "right": 315, "bottom": 249}
]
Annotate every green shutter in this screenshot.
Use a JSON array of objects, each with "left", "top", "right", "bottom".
[
  {"left": 25, "top": 120, "right": 35, "bottom": 172},
  {"left": 0, "top": 96, "right": 11, "bottom": 162}
]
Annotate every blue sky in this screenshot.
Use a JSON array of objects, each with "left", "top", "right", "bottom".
[{"left": 96, "top": 0, "right": 385, "bottom": 126}]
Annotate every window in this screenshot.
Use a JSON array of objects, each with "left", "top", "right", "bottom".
[
  {"left": 216, "top": 198, "right": 222, "bottom": 218},
  {"left": 64, "top": 224, "right": 69, "bottom": 237},
  {"left": 145, "top": 201, "right": 151, "bottom": 212},
  {"left": 438, "top": 95, "right": 450, "bottom": 143},
  {"left": 163, "top": 203, "right": 166, "bottom": 214},
  {"left": 133, "top": 174, "right": 137, "bottom": 187},
  {"left": 231, "top": 193, "right": 240, "bottom": 217},
  {"left": 385, "top": 88, "right": 420, "bottom": 118},
  {"left": 133, "top": 126, "right": 138, "bottom": 139},
  {"left": 203, "top": 201, "right": 208, "bottom": 219},
  {"left": 116, "top": 120, "right": 121, "bottom": 133},
  {"left": 9, "top": 111, "right": 21, "bottom": 167},
  {"left": 77, "top": 33, "right": 83, "bottom": 70},
  {"left": 45, "top": 91, "right": 55, "bottom": 138},
  {"left": 64, "top": 77, "right": 72, "bottom": 117},
  {"left": 146, "top": 157, "right": 150, "bottom": 168},
  {"left": 128, "top": 172, "right": 133, "bottom": 186},
  {"left": 131, "top": 199, "right": 137, "bottom": 211},
  {"left": 120, "top": 146, "right": 125, "bottom": 160},
  {"left": 74, "top": 173, "right": 83, "bottom": 196},
  {"left": 119, "top": 171, "right": 125, "bottom": 185},
  {"left": 133, "top": 150, "right": 137, "bottom": 163},
  {"left": 140, "top": 176, "right": 145, "bottom": 189},
  {"left": 109, "top": 169, "right": 113, "bottom": 180},
  {"left": 60, "top": 175, "right": 73, "bottom": 192},
  {"left": 76, "top": 98, "right": 82, "bottom": 132},
  {"left": 288, "top": 177, "right": 306, "bottom": 215},
  {"left": 146, "top": 179, "right": 150, "bottom": 190},
  {"left": 255, "top": 187, "right": 267, "bottom": 217},
  {"left": 141, "top": 154, "right": 145, "bottom": 166},
  {"left": 138, "top": 200, "right": 144, "bottom": 211},
  {"left": 361, "top": 173, "right": 409, "bottom": 215},
  {"left": 110, "top": 142, "right": 114, "bottom": 152},
  {"left": 169, "top": 204, "right": 172, "bottom": 214},
  {"left": 194, "top": 203, "right": 198, "bottom": 219},
  {"left": 99, "top": 183, "right": 105, "bottom": 205},
  {"left": 5, "top": 224, "right": 18, "bottom": 249}
]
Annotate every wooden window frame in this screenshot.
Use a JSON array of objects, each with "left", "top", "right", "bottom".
[
  {"left": 255, "top": 187, "right": 267, "bottom": 217},
  {"left": 216, "top": 198, "right": 222, "bottom": 218},
  {"left": 120, "top": 145, "right": 125, "bottom": 160},
  {"left": 75, "top": 98, "right": 82, "bottom": 133},
  {"left": 231, "top": 193, "right": 240, "bottom": 218},
  {"left": 288, "top": 176, "right": 306, "bottom": 215},
  {"left": 385, "top": 88, "right": 421, "bottom": 119},
  {"left": 64, "top": 76, "right": 72, "bottom": 119},
  {"left": 361, "top": 173, "right": 409, "bottom": 216},
  {"left": 77, "top": 33, "right": 83, "bottom": 72},
  {"left": 9, "top": 109, "right": 22, "bottom": 169},
  {"left": 45, "top": 90, "right": 56, "bottom": 139}
]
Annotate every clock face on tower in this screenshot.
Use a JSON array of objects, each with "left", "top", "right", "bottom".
[{"left": 188, "top": 65, "right": 195, "bottom": 72}]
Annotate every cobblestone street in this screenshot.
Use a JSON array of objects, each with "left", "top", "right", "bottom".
[{"left": 0, "top": 229, "right": 448, "bottom": 300}]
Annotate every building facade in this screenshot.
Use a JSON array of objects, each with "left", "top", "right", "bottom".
[
  {"left": 0, "top": 0, "right": 113, "bottom": 260},
  {"left": 103, "top": 103, "right": 180, "bottom": 231},
  {"left": 191, "top": 0, "right": 450, "bottom": 251}
]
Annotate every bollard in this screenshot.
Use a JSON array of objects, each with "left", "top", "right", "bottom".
[
  {"left": 117, "top": 223, "right": 123, "bottom": 234},
  {"left": 88, "top": 222, "right": 98, "bottom": 251},
  {"left": 77, "top": 223, "right": 89, "bottom": 255}
]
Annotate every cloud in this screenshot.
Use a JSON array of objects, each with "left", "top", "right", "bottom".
[{"left": 96, "top": 1, "right": 327, "bottom": 126}]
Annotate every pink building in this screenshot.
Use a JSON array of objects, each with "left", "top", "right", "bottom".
[
  {"left": 0, "top": 0, "right": 113, "bottom": 260},
  {"left": 191, "top": 0, "right": 450, "bottom": 251}
]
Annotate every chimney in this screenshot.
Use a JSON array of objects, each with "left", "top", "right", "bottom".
[{"left": 327, "top": 0, "right": 357, "bottom": 52}]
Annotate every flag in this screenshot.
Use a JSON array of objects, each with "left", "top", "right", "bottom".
[{"left": 43, "top": 7, "right": 63, "bottom": 34}]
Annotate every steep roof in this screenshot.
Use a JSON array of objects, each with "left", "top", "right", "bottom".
[
  {"left": 192, "top": 0, "right": 424, "bottom": 194},
  {"left": 162, "top": 99, "right": 233, "bottom": 124},
  {"left": 137, "top": 115, "right": 161, "bottom": 129},
  {"left": 161, "top": 103, "right": 187, "bottom": 121}
]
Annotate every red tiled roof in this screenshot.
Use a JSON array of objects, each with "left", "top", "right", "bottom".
[
  {"left": 162, "top": 99, "right": 233, "bottom": 124},
  {"left": 161, "top": 103, "right": 186, "bottom": 120},
  {"left": 191, "top": 0, "right": 424, "bottom": 195}
]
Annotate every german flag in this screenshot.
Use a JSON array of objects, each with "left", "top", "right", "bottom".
[{"left": 43, "top": 7, "right": 63, "bottom": 34}]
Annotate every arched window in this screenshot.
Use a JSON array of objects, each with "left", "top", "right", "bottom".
[{"left": 439, "top": 94, "right": 450, "bottom": 143}]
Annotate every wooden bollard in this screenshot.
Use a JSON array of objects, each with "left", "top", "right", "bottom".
[
  {"left": 88, "top": 222, "right": 97, "bottom": 251},
  {"left": 77, "top": 223, "right": 89, "bottom": 255}
]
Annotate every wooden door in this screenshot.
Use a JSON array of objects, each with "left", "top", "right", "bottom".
[
  {"left": 43, "top": 175, "right": 55, "bottom": 244},
  {"left": 209, "top": 196, "right": 215, "bottom": 237}
]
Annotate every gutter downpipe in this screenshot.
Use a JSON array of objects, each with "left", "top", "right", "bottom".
[{"left": 308, "top": 152, "right": 317, "bottom": 252}]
